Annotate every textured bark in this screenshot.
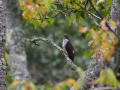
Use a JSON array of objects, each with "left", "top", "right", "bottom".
[
  {"left": 111, "top": 0, "right": 120, "bottom": 80},
  {"left": 78, "top": 56, "right": 104, "bottom": 90},
  {"left": 111, "top": 0, "right": 120, "bottom": 37},
  {"left": 6, "top": 0, "right": 31, "bottom": 87},
  {"left": 0, "top": 0, "right": 7, "bottom": 90}
]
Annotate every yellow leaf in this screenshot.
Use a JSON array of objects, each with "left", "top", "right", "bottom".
[
  {"left": 40, "top": 7, "right": 46, "bottom": 15},
  {"left": 10, "top": 81, "right": 22, "bottom": 88},
  {"left": 28, "top": 0, "right": 33, "bottom": 5},
  {"left": 24, "top": 82, "right": 29, "bottom": 90},
  {"left": 55, "top": 86, "right": 62, "bottom": 90},
  {"left": 29, "top": 82, "right": 36, "bottom": 90},
  {"left": 109, "top": 20, "right": 117, "bottom": 29},
  {"left": 66, "top": 78, "right": 76, "bottom": 85},
  {"left": 97, "top": 0, "right": 105, "bottom": 5},
  {"left": 20, "top": 2, "right": 26, "bottom": 7},
  {"left": 51, "top": 0, "right": 55, "bottom": 2},
  {"left": 78, "top": 27, "right": 88, "bottom": 33}
]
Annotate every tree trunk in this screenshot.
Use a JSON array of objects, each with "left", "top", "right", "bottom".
[
  {"left": 111, "top": 0, "right": 120, "bottom": 80},
  {"left": 0, "top": 0, "right": 7, "bottom": 90},
  {"left": 6, "top": 0, "right": 31, "bottom": 87}
]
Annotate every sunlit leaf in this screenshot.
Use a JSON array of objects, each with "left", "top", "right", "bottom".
[
  {"left": 78, "top": 27, "right": 88, "bottom": 33},
  {"left": 29, "top": 82, "right": 36, "bottom": 90},
  {"left": 26, "top": 5, "right": 32, "bottom": 9},
  {"left": 100, "top": 19, "right": 106, "bottom": 26},
  {"left": 109, "top": 19, "right": 117, "bottom": 30},
  {"left": 95, "top": 69, "right": 120, "bottom": 86},
  {"left": 97, "top": 0, "right": 105, "bottom": 5},
  {"left": 66, "top": 78, "right": 76, "bottom": 85},
  {"left": 76, "top": 67, "right": 85, "bottom": 79},
  {"left": 40, "top": 7, "right": 46, "bottom": 15},
  {"left": 101, "top": 27, "right": 109, "bottom": 31},
  {"left": 10, "top": 81, "right": 22, "bottom": 88},
  {"left": 55, "top": 86, "right": 62, "bottom": 90}
]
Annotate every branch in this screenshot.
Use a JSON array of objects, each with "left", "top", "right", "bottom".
[
  {"left": 88, "top": 0, "right": 103, "bottom": 19},
  {"left": 84, "top": 0, "right": 89, "bottom": 8},
  {"left": 70, "top": 53, "right": 104, "bottom": 90},
  {"left": 75, "top": 2, "right": 102, "bottom": 20},
  {"left": 79, "top": 57, "right": 104, "bottom": 90},
  {"left": 25, "top": 37, "right": 78, "bottom": 70},
  {"left": 87, "top": 0, "right": 119, "bottom": 38}
]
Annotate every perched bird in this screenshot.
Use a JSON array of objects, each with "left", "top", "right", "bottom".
[{"left": 62, "top": 35, "right": 75, "bottom": 62}]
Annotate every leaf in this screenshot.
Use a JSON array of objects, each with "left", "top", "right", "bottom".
[
  {"left": 51, "top": 4, "right": 57, "bottom": 9},
  {"left": 101, "top": 27, "right": 109, "bottom": 31},
  {"left": 76, "top": 67, "right": 85, "bottom": 79},
  {"left": 66, "top": 78, "right": 76, "bottom": 85},
  {"left": 29, "top": 82, "right": 36, "bottom": 90},
  {"left": 55, "top": 86, "right": 62, "bottom": 90},
  {"left": 47, "top": 18, "right": 54, "bottom": 24},
  {"left": 97, "top": 0, "right": 105, "bottom": 5},
  {"left": 68, "top": 15, "right": 75, "bottom": 26},
  {"left": 96, "top": 70, "right": 106, "bottom": 85},
  {"left": 95, "top": 69, "right": 120, "bottom": 86},
  {"left": 40, "top": 7, "right": 46, "bottom": 15},
  {"left": 24, "top": 82, "right": 29, "bottom": 90},
  {"left": 76, "top": 12, "right": 81, "bottom": 23},
  {"left": 109, "top": 20, "right": 117, "bottom": 29},
  {"left": 28, "top": 0, "right": 33, "bottom": 5},
  {"left": 78, "top": 27, "right": 88, "bottom": 33},
  {"left": 100, "top": 19, "right": 106, "bottom": 26},
  {"left": 26, "top": 5, "right": 32, "bottom": 9},
  {"left": 10, "top": 81, "right": 22, "bottom": 88}
]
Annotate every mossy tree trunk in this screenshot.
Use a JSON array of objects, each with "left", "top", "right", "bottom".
[
  {"left": 0, "top": 0, "right": 7, "bottom": 90},
  {"left": 6, "top": 0, "right": 31, "bottom": 89},
  {"left": 111, "top": 0, "right": 120, "bottom": 80}
]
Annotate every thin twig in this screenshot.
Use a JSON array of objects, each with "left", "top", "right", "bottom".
[
  {"left": 84, "top": 0, "right": 89, "bottom": 8},
  {"left": 75, "top": 2, "right": 102, "bottom": 20},
  {"left": 88, "top": 0, "right": 103, "bottom": 19},
  {"left": 25, "top": 37, "right": 78, "bottom": 70}
]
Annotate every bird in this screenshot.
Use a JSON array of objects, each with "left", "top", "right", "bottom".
[{"left": 62, "top": 35, "right": 75, "bottom": 62}]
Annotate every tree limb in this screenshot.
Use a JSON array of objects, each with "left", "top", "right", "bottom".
[
  {"left": 78, "top": 55, "right": 104, "bottom": 90},
  {"left": 25, "top": 37, "right": 78, "bottom": 70}
]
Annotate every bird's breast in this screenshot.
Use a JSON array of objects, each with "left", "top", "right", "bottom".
[{"left": 62, "top": 39, "right": 69, "bottom": 48}]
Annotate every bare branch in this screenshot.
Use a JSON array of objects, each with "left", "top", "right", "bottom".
[{"left": 25, "top": 37, "right": 78, "bottom": 70}]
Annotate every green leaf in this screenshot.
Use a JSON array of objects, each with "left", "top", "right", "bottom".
[
  {"left": 76, "top": 12, "right": 81, "bottom": 23},
  {"left": 96, "top": 68, "right": 120, "bottom": 86}
]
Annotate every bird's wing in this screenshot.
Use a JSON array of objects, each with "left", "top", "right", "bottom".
[{"left": 65, "top": 42, "right": 75, "bottom": 61}]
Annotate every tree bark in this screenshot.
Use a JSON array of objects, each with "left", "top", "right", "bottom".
[
  {"left": 111, "top": 0, "right": 120, "bottom": 80},
  {"left": 0, "top": 0, "right": 7, "bottom": 90},
  {"left": 6, "top": 0, "right": 31, "bottom": 87}
]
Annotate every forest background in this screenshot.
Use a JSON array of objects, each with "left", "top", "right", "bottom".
[{"left": 0, "top": 0, "right": 120, "bottom": 90}]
